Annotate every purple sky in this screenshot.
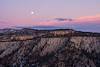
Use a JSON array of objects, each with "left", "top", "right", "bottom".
[{"left": 0, "top": 0, "right": 100, "bottom": 32}]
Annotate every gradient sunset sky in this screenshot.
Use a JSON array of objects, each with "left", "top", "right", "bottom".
[{"left": 0, "top": 0, "right": 100, "bottom": 32}]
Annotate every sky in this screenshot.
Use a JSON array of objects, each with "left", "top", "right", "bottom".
[{"left": 0, "top": 0, "right": 100, "bottom": 32}]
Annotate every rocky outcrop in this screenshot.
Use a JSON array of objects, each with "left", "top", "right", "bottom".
[{"left": 0, "top": 28, "right": 100, "bottom": 67}]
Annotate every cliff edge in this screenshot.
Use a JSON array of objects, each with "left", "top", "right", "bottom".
[{"left": 0, "top": 28, "right": 100, "bottom": 67}]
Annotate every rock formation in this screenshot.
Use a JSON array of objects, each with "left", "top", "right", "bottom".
[{"left": 0, "top": 28, "right": 100, "bottom": 67}]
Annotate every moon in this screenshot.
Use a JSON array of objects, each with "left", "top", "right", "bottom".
[{"left": 31, "top": 11, "right": 35, "bottom": 15}]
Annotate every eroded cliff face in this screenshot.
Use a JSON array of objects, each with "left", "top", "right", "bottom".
[{"left": 0, "top": 28, "right": 100, "bottom": 67}]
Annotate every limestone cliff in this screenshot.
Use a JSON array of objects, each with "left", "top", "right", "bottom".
[{"left": 0, "top": 28, "right": 100, "bottom": 67}]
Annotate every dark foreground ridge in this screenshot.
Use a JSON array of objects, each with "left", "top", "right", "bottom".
[
  {"left": 0, "top": 28, "right": 100, "bottom": 67},
  {"left": 0, "top": 28, "right": 100, "bottom": 42}
]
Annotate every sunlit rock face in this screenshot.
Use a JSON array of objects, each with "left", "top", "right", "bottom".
[{"left": 0, "top": 28, "right": 100, "bottom": 67}]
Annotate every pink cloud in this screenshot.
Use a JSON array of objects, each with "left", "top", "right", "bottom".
[
  {"left": 0, "top": 14, "right": 100, "bottom": 29},
  {"left": 75, "top": 14, "right": 100, "bottom": 23},
  {"left": 0, "top": 21, "right": 14, "bottom": 29},
  {"left": 49, "top": 14, "right": 100, "bottom": 26}
]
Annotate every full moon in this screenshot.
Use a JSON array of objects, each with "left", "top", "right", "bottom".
[{"left": 31, "top": 11, "right": 35, "bottom": 15}]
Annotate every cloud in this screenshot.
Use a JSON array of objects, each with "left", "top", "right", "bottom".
[
  {"left": 0, "top": 14, "right": 100, "bottom": 32},
  {"left": 14, "top": 14, "right": 100, "bottom": 27},
  {"left": 75, "top": 14, "right": 100, "bottom": 23},
  {"left": 0, "top": 21, "right": 14, "bottom": 29},
  {"left": 31, "top": 14, "right": 100, "bottom": 32},
  {"left": 54, "top": 18, "right": 73, "bottom": 22},
  {"left": 0, "top": 21, "right": 7, "bottom": 23},
  {"left": 5, "top": 14, "right": 100, "bottom": 27}
]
